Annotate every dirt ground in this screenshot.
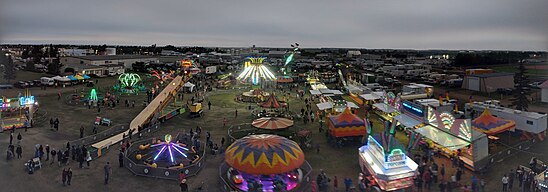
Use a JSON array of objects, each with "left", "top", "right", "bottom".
[{"left": 0, "top": 73, "right": 546, "bottom": 192}]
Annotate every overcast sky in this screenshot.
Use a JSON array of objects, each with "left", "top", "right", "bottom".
[{"left": 1, "top": 0, "right": 547, "bottom": 51}]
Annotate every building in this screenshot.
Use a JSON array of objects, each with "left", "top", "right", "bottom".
[
  {"left": 347, "top": 50, "right": 361, "bottom": 57},
  {"left": 541, "top": 80, "right": 548, "bottom": 103},
  {"left": 462, "top": 72, "right": 514, "bottom": 92},
  {"left": 402, "top": 83, "right": 434, "bottom": 97},
  {"left": 58, "top": 48, "right": 95, "bottom": 56},
  {"left": 61, "top": 55, "right": 158, "bottom": 69},
  {"left": 62, "top": 63, "right": 124, "bottom": 77},
  {"left": 465, "top": 101, "right": 547, "bottom": 134}
]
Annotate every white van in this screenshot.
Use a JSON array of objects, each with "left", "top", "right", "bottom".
[{"left": 40, "top": 77, "right": 54, "bottom": 86}]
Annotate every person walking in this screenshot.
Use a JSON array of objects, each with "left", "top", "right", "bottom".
[
  {"left": 502, "top": 174, "right": 509, "bottom": 192},
  {"left": 15, "top": 145, "right": 22, "bottom": 159},
  {"left": 480, "top": 178, "right": 486, "bottom": 192},
  {"left": 62, "top": 168, "right": 68, "bottom": 186},
  {"left": 50, "top": 118, "right": 54, "bottom": 129},
  {"left": 17, "top": 133, "right": 22, "bottom": 144},
  {"left": 333, "top": 176, "right": 338, "bottom": 191},
  {"left": 50, "top": 149, "right": 57, "bottom": 165},
  {"left": 104, "top": 162, "right": 112, "bottom": 184},
  {"left": 57, "top": 149, "right": 62, "bottom": 166},
  {"left": 45, "top": 145, "right": 50, "bottom": 161},
  {"left": 179, "top": 179, "right": 189, "bottom": 192},
  {"left": 440, "top": 164, "right": 446, "bottom": 180},
  {"left": 508, "top": 169, "right": 515, "bottom": 191},
  {"left": 79, "top": 126, "right": 84, "bottom": 138},
  {"left": 344, "top": 177, "right": 353, "bottom": 192},
  {"left": 67, "top": 168, "right": 73, "bottom": 186},
  {"left": 118, "top": 150, "right": 124, "bottom": 168},
  {"left": 9, "top": 132, "right": 13, "bottom": 145},
  {"left": 234, "top": 109, "right": 238, "bottom": 118},
  {"left": 85, "top": 150, "right": 91, "bottom": 168},
  {"left": 471, "top": 175, "right": 478, "bottom": 192},
  {"left": 208, "top": 101, "right": 211, "bottom": 110}
]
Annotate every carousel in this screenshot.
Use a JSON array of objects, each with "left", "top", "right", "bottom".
[
  {"left": 252, "top": 117, "right": 294, "bottom": 130},
  {"left": 221, "top": 134, "right": 312, "bottom": 192},
  {"left": 257, "top": 94, "right": 288, "bottom": 118},
  {"left": 240, "top": 89, "right": 270, "bottom": 103}
]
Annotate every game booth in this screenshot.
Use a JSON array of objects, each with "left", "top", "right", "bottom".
[
  {"left": 326, "top": 108, "right": 366, "bottom": 144},
  {"left": 220, "top": 134, "right": 312, "bottom": 192},
  {"left": 1, "top": 92, "right": 38, "bottom": 131},
  {"left": 358, "top": 118, "right": 419, "bottom": 191},
  {"left": 411, "top": 107, "right": 489, "bottom": 171},
  {"left": 392, "top": 101, "right": 425, "bottom": 131}
]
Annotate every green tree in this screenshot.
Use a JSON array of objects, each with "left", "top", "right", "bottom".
[
  {"left": 47, "top": 58, "right": 62, "bottom": 75},
  {"left": 2, "top": 52, "right": 16, "bottom": 83},
  {"left": 511, "top": 62, "right": 530, "bottom": 111},
  {"left": 26, "top": 61, "right": 35, "bottom": 71}
]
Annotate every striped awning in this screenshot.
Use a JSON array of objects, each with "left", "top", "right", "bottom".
[{"left": 252, "top": 117, "right": 294, "bottom": 130}]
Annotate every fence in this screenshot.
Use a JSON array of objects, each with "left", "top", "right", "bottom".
[
  {"left": 88, "top": 123, "right": 161, "bottom": 159},
  {"left": 123, "top": 137, "right": 208, "bottom": 180},
  {"left": 218, "top": 161, "right": 313, "bottom": 192},
  {"left": 477, "top": 138, "right": 544, "bottom": 173}
]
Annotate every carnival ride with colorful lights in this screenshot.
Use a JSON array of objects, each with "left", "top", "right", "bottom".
[
  {"left": 130, "top": 134, "right": 200, "bottom": 169},
  {"left": 0, "top": 90, "right": 38, "bottom": 130},
  {"left": 237, "top": 57, "right": 276, "bottom": 85},
  {"left": 358, "top": 117, "right": 418, "bottom": 191},
  {"left": 150, "top": 70, "right": 175, "bottom": 85},
  {"left": 113, "top": 73, "right": 146, "bottom": 94},
  {"left": 221, "top": 134, "right": 311, "bottom": 192},
  {"left": 281, "top": 43, "right": 299, "bottom": 75}
]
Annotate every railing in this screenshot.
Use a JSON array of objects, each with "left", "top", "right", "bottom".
[
  {"left": 123, "top": 136, "right": 208, "bottom": 180},
  {"left": 70, "top": 124, "right": 128, "bottom": 148}
]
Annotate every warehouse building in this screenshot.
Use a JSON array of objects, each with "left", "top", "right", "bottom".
[{"left": 462, "top": 72, "right": 514, "bottom": 92}]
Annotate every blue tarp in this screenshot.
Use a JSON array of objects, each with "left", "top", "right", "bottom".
[
  {"left": 67, "top": 76, "right": 77, "bottom": 81},
  {"left": 82, "top": 74, "right": 91, "bottom": 79}
]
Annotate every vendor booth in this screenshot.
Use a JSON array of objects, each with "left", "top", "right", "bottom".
[
  {"left": 413, "top": 107, "right": 488, "bottom": 171},
  {"left": 327, "top": 108, "right": 366, "bottom": 138},
  {"left": 183, "top": 82, "right": 195, "bottom": 92}
]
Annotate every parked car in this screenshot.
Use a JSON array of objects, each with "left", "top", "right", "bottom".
[
  {"left": 26, "top": 81, "right": 35, "bottom": 87},
  {"left": 529, "top": 82, "right": 542, "bottom": 88},
  {"left": 14, "top": 81, "right": 29, "bottom": 88},
  {"left": 33, "top": 80, "right": 42, "bottom": 86},
  {"left": 497, "top": 88, "right": 514, "bottom": 95},
  {"left": 0, "top": 84, "right": 14, "bottom": 89}
]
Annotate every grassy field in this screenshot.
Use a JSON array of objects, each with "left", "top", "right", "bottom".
[
  {"left": 0, "top": 70, "right": 51, "bottom": 84},
  {"left": 492, "top": 64, "right": 548, "bottom": 80}
]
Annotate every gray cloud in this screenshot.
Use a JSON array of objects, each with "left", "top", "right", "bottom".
[{"left": 1, "top": 0, "right": 547, "bottom": 50}]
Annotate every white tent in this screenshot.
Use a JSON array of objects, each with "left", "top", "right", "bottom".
[
  {"left": 52, "top": 76, "right": 70, "bottom": 82},
  {"left": 183, "top": 82, "right": 195, "bottom": 92}
]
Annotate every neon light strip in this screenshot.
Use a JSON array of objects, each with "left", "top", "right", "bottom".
[
  {"left": 173, "top": 144, "right": 189, "bottom": 151},
  {"left": 168, "top": 145, "right": 174, "bottom": 162},
  {"left": 153, "top": 145, "right": 167, "bottom": 161},
  {"left": 172, "top": 145, "right": 188, "bottom": 158}
]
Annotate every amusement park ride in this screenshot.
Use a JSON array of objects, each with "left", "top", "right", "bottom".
[
  {"left": 358, "top": 118, "right": 419, "bottom": 191},
  {"left": 237, "top": 57, "right": 276, "bottom": 85},
  {"left": 0, "top": 90, "right": 38, "bottom": 131}
]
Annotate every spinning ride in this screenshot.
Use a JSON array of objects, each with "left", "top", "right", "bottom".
[
  {"left": 113, "top": 73, "right": 146, "bottom": 94},
  {"left": 131, "top": 134, "right": 199, "bottom": 169},
  {"left": 237, "top": 57, "right": 276, "bottom": 85},
  {"left": 223, "top": 134, "right": 309, "bottom": 192},
  {"left": 0, "top": 91, "right": 38, "bottom": 130}
]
